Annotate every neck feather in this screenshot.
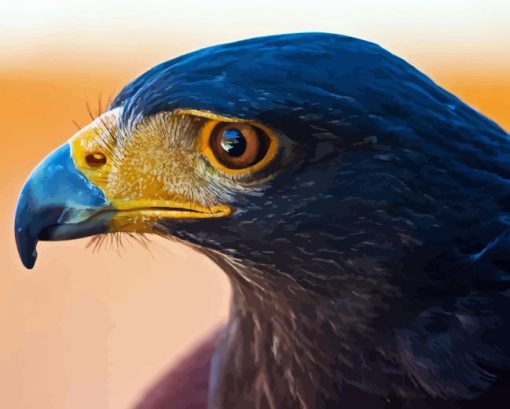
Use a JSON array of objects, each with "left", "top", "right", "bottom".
[
  {"left": 204, "top": 252, "right": 392, "bottom": 409},
  {"left": 201, "top": 249, "right": 487, "bottom": 409}
]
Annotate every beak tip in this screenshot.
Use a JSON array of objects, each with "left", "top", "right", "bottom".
[
  {"left": 15, "top": 227, "right": 37, "bottom": 269},
  {"left": 22, "top": 253, "right": 37, "bottom": 270}
]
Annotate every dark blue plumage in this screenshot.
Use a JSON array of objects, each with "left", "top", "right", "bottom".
[
  {"left": 17, "top": 33, "right": 510, "bottom": 408},
  {"left": 110, "top": 33, "right": 510, "bottom": 408}
]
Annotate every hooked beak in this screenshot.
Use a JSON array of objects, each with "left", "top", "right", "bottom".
[
  {"left": 14, "top": 144, "right": 111, "bottom": 269},
  {"left": 14, "top": 109, "right": 234, "bottom": 269}
]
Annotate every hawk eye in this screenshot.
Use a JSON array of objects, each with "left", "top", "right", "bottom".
[
  {"left": 209, "top": 123, "right": 270, "bottom": 170},
  {"left": 220, "top": 128, "right": 247, "bottom": 157}
]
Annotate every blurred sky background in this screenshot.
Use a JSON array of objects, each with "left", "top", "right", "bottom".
[{"left": 0, "top": 1, "right": 509, "bottom": 408}]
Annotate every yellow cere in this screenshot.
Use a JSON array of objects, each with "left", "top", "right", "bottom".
[{"left": 68, "top": 108, "right": 233, "bottom": 234}]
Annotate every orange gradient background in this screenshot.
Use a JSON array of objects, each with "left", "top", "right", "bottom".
[{"left": 1, "top": 2, "right": 509, "bottom": 408}]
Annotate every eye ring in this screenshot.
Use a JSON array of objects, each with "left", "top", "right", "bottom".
[
  {"left": 210, "top": 123, "right": 264, "bottom": 169},
  {"left": 200, "top": 119, "right": 278, "bottom": 175}
]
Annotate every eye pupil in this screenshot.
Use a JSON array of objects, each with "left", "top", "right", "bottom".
[{"left": 220, "top": 129, "right": 246, "bottom": 157}]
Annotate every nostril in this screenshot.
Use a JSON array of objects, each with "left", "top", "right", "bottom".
[{"left": 85, "top": 152, "right": 107, "bottom": 167}]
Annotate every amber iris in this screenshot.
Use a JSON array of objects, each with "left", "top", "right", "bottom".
[{"left": 209, "top": 123, "right": 270, "bottom": 169}]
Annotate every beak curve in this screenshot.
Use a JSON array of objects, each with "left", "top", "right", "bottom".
[{"left": 14, "top": 144, "right": 111, "bottom": 269}]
